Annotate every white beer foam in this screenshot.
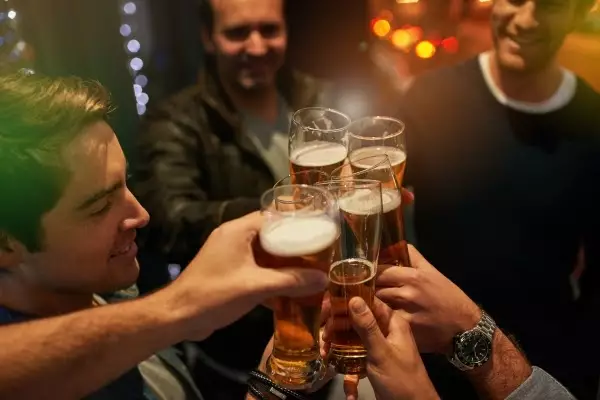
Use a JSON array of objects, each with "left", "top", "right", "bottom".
[
  {"left": 338, "top": 188, "right": 401, "bottom": 215},
  {"left": 350, "top": 146, "right": 406, "bottom": 168},
  {"left": 290, "top": 141, "right": 347, "bottom": 167},
  {"left": 260, "top": 217, "right": 338, "bottom": 257}
]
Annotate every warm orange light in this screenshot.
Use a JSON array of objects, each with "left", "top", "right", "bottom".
[
  {"left": 441, "top": 37, "right": 459, "bottom": 53},
  {"left": 407, "top": 26, "right": 423, "bottom": 42},
  {"left": 372, "top": 19, "right": 392, "bottom": 37},
  {"left": 391, "top": 29, "right": 413, "bottom": 50},
  {"left": 415, "top": 40, "right": 436, "bottom": 59}
]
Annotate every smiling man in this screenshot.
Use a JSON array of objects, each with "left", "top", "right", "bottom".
[
  {"left": 0, "top": 72, "right": 331, "bottom": 399},
  {"left": 134, "top": 0, "right": 334, "bottom": 398},
  {"left": 398, "top": 0, "right": 600, "bottom": 398}
]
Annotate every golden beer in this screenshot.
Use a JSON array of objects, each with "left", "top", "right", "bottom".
[
  {"left": 328, "top": 258, "right": 376, "bottom": 375},
  {"left": 350, "top": 146, "right": 407, "bottom": 187},
  {"left": 253, "top": 216, "right": 339, "bottom": 389},
  {"left": 378, "top": 189, "right": 410, "bottom": 266},
  {"left": 290, "top": 141, "right": 348, "bottom": 177}
]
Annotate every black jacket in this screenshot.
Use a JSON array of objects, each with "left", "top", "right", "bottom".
[{"left": 136, "top": 68, "right": 332, "bottom": 266}]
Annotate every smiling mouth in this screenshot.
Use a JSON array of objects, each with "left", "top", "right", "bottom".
[{"left": 110, "top": 243, "right": 133, "bottom": 258}]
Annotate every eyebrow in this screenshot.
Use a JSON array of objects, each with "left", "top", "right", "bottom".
[{"left": 76, "top": 180, "right": 124, "bottom": 211}]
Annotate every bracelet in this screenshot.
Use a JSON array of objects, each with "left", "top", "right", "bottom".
[{"left": 247, "top": 369, "right": 309, "bottom": 400}]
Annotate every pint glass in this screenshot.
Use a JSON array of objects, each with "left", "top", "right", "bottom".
[
  {"left": 332, "top": 154, "right": 410, "bottom": 267},
  {"left": 274, "top": 170, "right": 330, "bottom": 187},
  {"left": 289, "top": 107, "right": 350, "bottom": 176},
  {"left": 318, "top": 179, "right": 382, "bottom": 376},
  {"left": 253, "top": 184, "right": 339, "bottom": 389},
  {"left": 347, "top": 116, "right": 407, "bottom": 187}
]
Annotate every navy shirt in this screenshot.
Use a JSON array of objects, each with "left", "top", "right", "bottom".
[{"left": 401, "top": 56, "right": 600, "bottom": 399}]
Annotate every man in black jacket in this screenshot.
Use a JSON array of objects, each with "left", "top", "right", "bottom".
[
  {"left": 398, "top": 0, "right": 600, "bottom": 398},
  {"left": 134, "top": 0, "right": 332, "bottom": 398}
]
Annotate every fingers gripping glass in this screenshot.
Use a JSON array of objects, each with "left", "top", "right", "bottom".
[{"left": 253, "top": 184, "right": 339, "bottom": 390}]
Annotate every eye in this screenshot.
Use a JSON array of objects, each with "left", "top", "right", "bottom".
[
  {"left": 259, "top": 24, "right": 281, "bottom": 39},
  {"left": 90, "top": 200, "right": 113, "bottom": 217},
  {"left": 223, "top": 26, "right": 250, "bottom": 41}
]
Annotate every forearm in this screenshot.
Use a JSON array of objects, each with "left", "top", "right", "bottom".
[
  {"left": 0, "top": 291, "right": 186, "bottom": 399},
  {"left": 466, "top": 331, "right": 532, "bottom": 400}
]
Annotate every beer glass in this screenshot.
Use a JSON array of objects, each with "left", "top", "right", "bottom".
[
  {"left": 347, "top": 116, "right": 407, "bottom": 187},
  {"left": 274, "top": 170, "right": 330, "bottom": 187},
  {"left": 289, "top": 107, "right": 351, "bottom": 176},
  {"left": 318, "top": 179, "right": 382, "bottom": 376},
  {"left": 332, "top": 155, "right": 410, "bottom": 267},
  {"left": 253, "top": 184, "right": 339, "bottom": 389}
]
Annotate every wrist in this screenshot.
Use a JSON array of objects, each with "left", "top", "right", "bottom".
[
  {"left": 144, "top": 284, "right": 212, "bottom": 342},
  {"left": 443, "top": 302, "right": 481, "bottom": 354}
]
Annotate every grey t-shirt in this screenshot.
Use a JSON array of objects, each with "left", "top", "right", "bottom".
[
  {"left": 243, "top": 96, "right": 291, "bottom": 181},
  {"left": 507, "top": 367, "right": 576, "bottom": 400}
]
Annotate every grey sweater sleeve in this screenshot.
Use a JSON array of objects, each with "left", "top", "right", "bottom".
[{"left": 506, "top": 367, "right": 576, "bottom": 400}]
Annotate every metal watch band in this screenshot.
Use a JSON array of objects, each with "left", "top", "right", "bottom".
[
  {"left": 247, "top": 370, "right": 309, "bottom": 400},
  {"left": 478, "top": 311, "right": 496, "bottom": 341},
  {"left": 448, "top": 310, "right": 497, "bottom": 371}
]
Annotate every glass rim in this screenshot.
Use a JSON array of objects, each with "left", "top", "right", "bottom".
[
  {"left": 316, "top": 178, "right": 383, "bottom": 191},
  {"left": 330, "top": 155, "right": 392, "bottom": 178},
  {"left": 292, "top": 107, "right": 352, "bottom": 133},
  {"left": 347, "top": 116, "right": 406, "bottom": 141},
  {"left": 273, "top": 169, "right": 331, "bottom": 188},
  {"left": 260, "top": 183, "right": 335, "bottom": 213}
]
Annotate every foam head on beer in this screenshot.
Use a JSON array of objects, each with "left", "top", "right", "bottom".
[
  {"left": 290, "top": 141, "right": 348, "bottom": 168},
  {"left": 260, "top": 216, "right": 339, "bottom": 258},
  {"left": 337, "top": 188, "right": 384, "bottom": 216},
  {"left": 350, "top": 146, "right": 407, "bottom": 170}
]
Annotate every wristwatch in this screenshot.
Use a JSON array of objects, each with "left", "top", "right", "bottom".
[{"left": 448, "top": 310, "right": 497, "bottom": 371}]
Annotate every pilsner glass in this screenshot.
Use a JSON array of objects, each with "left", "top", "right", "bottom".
[
  {"left": 317, "top": 179, "right": 382, "bottom": 376},
  {"left": 253, "top": 184, "right": 339, "bottom": 390},
  {"left": 274, "top": 170, "right": 330, "bottom": 187},
  {"left": 332, "top": 154, "right": 410, "bottom": 267},
  {"left": 289, "top": 107, "right": 351, "bottom": 176},
  {"left": 346, "top": 116, "right": 407, "bottom": 187}
]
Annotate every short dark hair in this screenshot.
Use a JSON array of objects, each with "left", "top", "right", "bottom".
[
  {"left": 0, "top": 72, "right": 111, "bottom": 251},
  {"left": 198, "top": 0, "right": 288, "bottom": 35}
]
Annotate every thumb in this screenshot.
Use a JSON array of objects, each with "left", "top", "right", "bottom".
[
  {"left": 349, "top": 297, "right": 387, "bottom": 361},
  {"left": 261, "top": 267, "right": 328, "bottom": 298}
]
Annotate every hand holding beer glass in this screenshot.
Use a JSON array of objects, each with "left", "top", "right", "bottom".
[
  {"left": 253, "top": 184, "right": 339, "bottom": 389},
  {"left": 289, "top": 107, "right": 350, "bottom": 176},
  {"left": 318, "top": 179, "right": 383, "bottom": 376}
]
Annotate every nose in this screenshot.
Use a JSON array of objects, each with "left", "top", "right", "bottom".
[
  {"left": 246, "top": 30, "right": 268, "bottom": 56},
  {"left": 514, "top": 1, "right": 539, "bottom": 31},
  {"left": 120, "top": 188, "right": 150, "bottom": 232}
]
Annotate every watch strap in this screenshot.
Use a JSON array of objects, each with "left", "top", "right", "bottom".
[
  {"left": 247, "top": 370, "right": 309, "bottom": 400},
  {"left": 448, "top": 310, "right": 497, "bottom": 371}
]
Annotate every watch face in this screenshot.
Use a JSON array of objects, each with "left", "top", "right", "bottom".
[{"left": 456, "top": 330, "right": 491, "bottom": 367}]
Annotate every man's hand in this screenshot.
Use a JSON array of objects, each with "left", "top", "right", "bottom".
[
  {"left": 345, "top": 297, "right": 439, "bottom": 400},
  {"left": 376, "top": 245, "right": 480, "bottom": 354},
  {"left": 162, "top": 211, "right": 329, "bottom": 340}
]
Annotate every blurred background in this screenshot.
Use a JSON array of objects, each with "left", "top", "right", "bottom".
[{"left": 1, "top": 0, "right": 599, "bottom": 155}]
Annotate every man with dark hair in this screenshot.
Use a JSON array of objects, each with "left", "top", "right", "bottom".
[
  {"left": 0, "top": 71, "right": 328, "bottom": 399},
  {"left": 399, "top": 0, "right": 600, "bottom": 398},
  {"left": 134, "top": 0, "right": 333, "bottom": 397}
]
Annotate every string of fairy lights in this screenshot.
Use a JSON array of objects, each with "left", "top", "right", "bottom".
[
  {"left": 119, "top": 0, "right": 149, "bottom": 116},
  {"left": 0, "top": 0, "right": 34, "bottom": 72}
]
